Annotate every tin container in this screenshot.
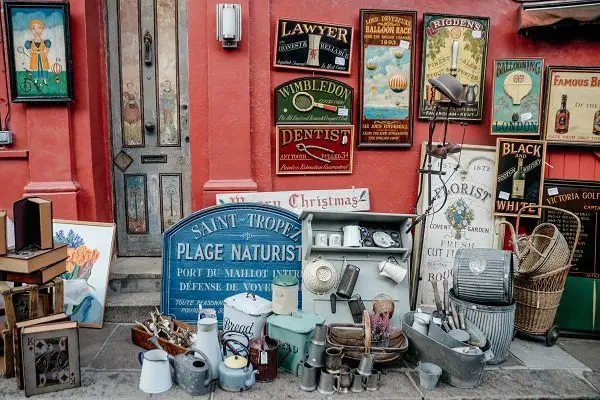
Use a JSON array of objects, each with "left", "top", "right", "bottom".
[
  {"left": 402, "top": 312, "right": 493, "bottom": 388},
  {"left": 272, "top": 275, "right": 299, "bottom": 315},
  {"left": 249, "top": 336, "right": 279, "bottom": 382},
  {"left": 267, "top": 311, "right": 325, "bottom": 373},
  {"left": 453, "top": 248, "right": 514, "bottom": 305},
  {"left": 223, "top": 293, "right": 272, "bottom": 340}
]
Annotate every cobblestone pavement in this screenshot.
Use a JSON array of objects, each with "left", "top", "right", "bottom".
[{"left": 1, "top": 323, "right": 599, "bottom": 399}]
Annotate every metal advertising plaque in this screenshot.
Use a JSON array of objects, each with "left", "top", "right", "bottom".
[
  {"left": 359, "top": 10, "right": 416, "bottom": 148},
  {"left": 543, "top": 179, "right": 600, "bottom": 333},
  {"left": 491, "top": 58, "right": 544, "bottom": 136},
  {"left": 161, "top": 203, "right": 302, "bottom": 324},
  {"left": 543, "top": 66, "right": 600, "bottom": 148},
  {"left": 275, "top": 77, "right": 353, "bottom": 124},
  {"left": 216, "top": 188, "right": 370, "bottom": 214},
  {"left": 414, "top": 143, "right": 503, "bottom": 307},
  {"left": 418, "top": 14, "right": 490, "bottom": 121},
  {"left": 493, "top": 138, "right": 547, "bottom": 218},
  {"left": 273, "top": 18, "right": 353, "bottom": 75},
  {"left": 276, "top": 125, "right": 354, "bottom": 175}
]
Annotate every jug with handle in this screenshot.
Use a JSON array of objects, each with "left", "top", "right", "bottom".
[
  {"left": 195, "top": 310, "right": 222, "bottom": 379},
  {"left": 138, "top": 349, "right": 172, "bottom": 394}
]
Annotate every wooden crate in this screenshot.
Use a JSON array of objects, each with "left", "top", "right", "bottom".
[{"left": 0, "top": 278, "right": 64, "bottom": 377}]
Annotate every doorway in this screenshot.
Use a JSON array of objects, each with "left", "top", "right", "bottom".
[{"left": 107, "top": 0, "right": 190, "bottom": 256}]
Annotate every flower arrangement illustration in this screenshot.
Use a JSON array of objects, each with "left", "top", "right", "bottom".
[
  {"left": 445, "top": 198, "right": 474, "bottom": 239},
  {"left": 54, "top": 229, "right": 100, "bottom": 281}
]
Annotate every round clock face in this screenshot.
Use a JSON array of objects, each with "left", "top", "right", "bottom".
[
  {"left": 373, "top": 231, "right": 393, "bottom": 248},
  {"left": 316, "top": 266, "right": 332, "bottom": 282}
]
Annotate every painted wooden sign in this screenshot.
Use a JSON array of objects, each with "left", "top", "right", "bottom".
[
  {"left": 359, "top": 10, "right": 416, "bottom": 148},
  {"left": 543, "top": 179, "right": 600, "bottom": 333},
  {"left": 544, "top": 66, "right": 600, "bottom": 148},
  {"left": 276, "top": 125, "right": 354, "bottom": 175},
  {"left": 491, "top": 58, "right": 544, "bottom": 136},
  {"left": 275, "top": 77, "right": 353, "bottom": 124},
  {"left": 418, "top": 14, "right": 490, "bottom": 121},
  {"left": 414, "top": 144, "right": 503, "bottom": 307},
  {"left": 161, "top": 203, "right": 302, "bottom": 324},
  {"left": 493, "top": 138, "right": 547, "bottom": 218},
  {"left": 273, "top": 18, "right": 353, "bottom": 75},
  {"left": 216, "top": 188, "right": 370, "bottom": 214}
]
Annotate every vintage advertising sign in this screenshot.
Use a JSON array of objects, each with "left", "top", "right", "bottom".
[
  {"left": 216, "top": 188, "right": 370, "bottom": 214},
  {"left": 418, "top": 14, "right": 490, "bottom": 121},
  {"left": 493, "top": 138, "right": 547, "bottom": 218},
  {"left": 543, "top": 179, "right": 600, "bottom": 333},
  {"left": 491, "top": 58, "right": 544, "bottom": 136},
  {"left": 544, "top": 66, "right": 600, "bottom": 148},
  {"left": 414, "top": 144, "right": 503, "bottom": 307},
  {"left": 275, "top": 77, "right": 353, "bottom": 124},
  {"left": 273, "top": 18, "right": 353, "bottom": 75},
  {"left": 358, "top": 10, "right": 416, "bottom": 148},
  {"left": 161, "top": 203, "right": 302, "bottom": 324},
  {"left": 276, "top": 125, "right": 354, "bottom": 175}
]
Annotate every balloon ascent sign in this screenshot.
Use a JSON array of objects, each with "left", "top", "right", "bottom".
[{"left": 161, "top": 203, "right": 302, "bottom": 324}]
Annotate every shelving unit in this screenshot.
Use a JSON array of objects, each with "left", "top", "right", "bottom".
[{"left": 299, "top": 210, "right": 415, "bottom": 328}]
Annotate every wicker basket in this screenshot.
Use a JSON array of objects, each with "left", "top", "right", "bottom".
[
  {"left": 514, "top": 286, "right": 564, "bottom": 335},
  {"left": 516, "top": 223, "right": 570, "bottom": 277},
  {"left": 514, "top": 264, "right": 570, "bottom": 293}
]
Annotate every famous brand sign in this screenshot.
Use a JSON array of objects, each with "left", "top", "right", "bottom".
[
  {"left": 275, "top": 77, "right": 353, "bottom": 124},
  {"left": 493, "top": 138, "right": 547, "bottom": 218},
  {"left": 161, "top": 204, "right": 302, "bottom": 324},
  {"left": 359, "top": 10, "right": 416, "bottom": 148},
  {"left": 273, "top": 18, "right": 353, "bottom": 75},
  {"left": 543, "top": 66, "right": 600, "bottom": 148},
  {"left": 276, "top": 125, "right": 354, "bottom": 174},
  {"left": 418, "top": 14, "right": 489, "bottom": 121},
  {"left": 415, "top": 144, "right": 503, "bottom": 307},
  {"left": 491, "top": 58, "right": 544, "bottom": 136},
  {"left": 216, "top": 188, "right": 370, "bottom": 214}
]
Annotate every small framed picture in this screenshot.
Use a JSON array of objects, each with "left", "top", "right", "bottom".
[
  {"left": 543, "top": 66, "right": 600, "bottom": 147},
  {"left": 4, "top": 1, "right": 74, "bottom": 103}
]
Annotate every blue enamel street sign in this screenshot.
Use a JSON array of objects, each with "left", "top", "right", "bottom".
[{"left": 161, "top": 203, "right": 302, "bottom": 324}]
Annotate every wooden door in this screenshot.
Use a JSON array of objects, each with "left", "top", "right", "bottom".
[{"left": 107, "top": 0, "right": 190, "bottom": 256}]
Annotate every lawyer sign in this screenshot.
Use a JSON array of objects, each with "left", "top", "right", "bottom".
[{"left": 161, "top": 204, "right": 302, "bottom": 324}]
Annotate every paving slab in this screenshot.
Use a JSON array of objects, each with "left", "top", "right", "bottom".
[
  {"left": 559, "top": 338, "right": 600, "bottom": 371},
  {"left": 510, "top": 338, "right": 590, "bottom": 371},
  {"left": 485, "top": 353, "right": 525, "bottom": 370},
  {"left": 583, "top": 371, "right": 600, "bottom": 392},
  {"left": 90, "top": 323, "right": 142, "bottom": 370},
  {"left": 410, "top": 369, "right": 598, "bottom": 399},
  {"left": 79, "top": 323, "right": 118, "bottom": 368},
  {"left": 0, "top": 370, "right": 207, "bottom": 400}
]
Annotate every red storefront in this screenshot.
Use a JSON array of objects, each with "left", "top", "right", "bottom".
[{"left": 0, "top": 0, "right": 599, "bottom": 256}]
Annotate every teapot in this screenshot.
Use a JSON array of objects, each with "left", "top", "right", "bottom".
[
  {"left": 218, "top": 339, "right": 258, "bottom": 392},
  {"left": 148, "top": 337, "right": 215, "bottom": 396}
]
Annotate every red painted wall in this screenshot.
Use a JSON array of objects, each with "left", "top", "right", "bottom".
[{"left": 2, "top": 0, "right": 599, "bottom": 231}]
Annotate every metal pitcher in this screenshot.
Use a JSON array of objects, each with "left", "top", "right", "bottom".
[{"left": 465, "top": 84, "right": 479, "bottom": 106}]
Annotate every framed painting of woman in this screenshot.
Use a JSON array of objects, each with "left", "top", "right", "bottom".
[{"left": 4, "top": 2, "right": 73, "bottom": 102}]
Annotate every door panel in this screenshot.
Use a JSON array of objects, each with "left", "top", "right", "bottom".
[{"left": 108, "top": 0, "right": 190, "bottom": 256}]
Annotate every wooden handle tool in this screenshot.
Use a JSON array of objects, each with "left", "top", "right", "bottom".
[
  {"left": 443, "top": 279, "right": 449, "bottom": 314},
  {"left": 448, "top": 315, "right": 456, "bottom": 330},
  {"left": 458, "top": 309, "right": 466, "bottom": 330},
  {"left": 431, "top": 280, "right": 443, "bottom": 312},
  {"left": 450, "top": 302, "right": 459, "bottom": 329}
]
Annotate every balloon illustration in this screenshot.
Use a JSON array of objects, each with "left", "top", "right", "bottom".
[
  {"left": 366, "top": 60, "right": 377, "bottom": 70},
  {"left": 388, "top": 74, "right": 407, "bottom": 93},
  {"left": 394, "top": 50, "right": 403, "bottom": 59}
]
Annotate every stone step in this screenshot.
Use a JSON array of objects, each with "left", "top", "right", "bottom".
[
  {"left": 108, "top": 257, "right": 162, "bottom": 294},
  {"left": 104, "top": 291, "right": 161, "bottom": 323}
]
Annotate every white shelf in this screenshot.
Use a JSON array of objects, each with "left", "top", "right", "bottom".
[{"left": 309, "top": 245, "right": 408, "bottom": 255}]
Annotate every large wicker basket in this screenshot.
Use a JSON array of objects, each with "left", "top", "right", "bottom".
[{"left": 516, "top": 223, "right": 570, "bottom": 277}]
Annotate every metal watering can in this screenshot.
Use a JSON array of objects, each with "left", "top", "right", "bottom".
[{"left": 148, "top": 336, "right": 215, "bottom": 396}]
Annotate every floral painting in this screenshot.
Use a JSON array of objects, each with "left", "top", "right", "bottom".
[{"left": 53, "top": 220, "right": 116, "bottom": 328}]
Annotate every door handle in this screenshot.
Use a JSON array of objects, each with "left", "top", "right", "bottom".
[
  {"left": 143, "top": 31, "right": 153, "bottom": 65},
  {"left": 145, "top": 122, "right": 155, "bottom": 132}
]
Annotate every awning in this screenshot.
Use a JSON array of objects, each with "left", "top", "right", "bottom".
[{"left": 519, "top": 0, "right": 600, "bottom": 31}]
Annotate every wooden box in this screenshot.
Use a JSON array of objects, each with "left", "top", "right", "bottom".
[{"left": 131, "top": 319, "right": 196, "bottom": 356}]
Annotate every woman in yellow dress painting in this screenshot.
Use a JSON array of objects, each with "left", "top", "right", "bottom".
[{"left": 24, "top": 19, "right": 51, "bottom": 85}]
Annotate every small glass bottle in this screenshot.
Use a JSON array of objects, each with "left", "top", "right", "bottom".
[{"left": 512, "top": 157, "right": 526, "bottom": 200}]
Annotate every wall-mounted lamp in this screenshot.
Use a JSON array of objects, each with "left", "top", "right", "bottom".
[{"left": 216, "top": 4, "right": 242, "bottom": 49}]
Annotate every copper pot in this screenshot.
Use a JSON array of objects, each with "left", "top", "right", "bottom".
[{"left": 249, "top": 336, "right": 280, "bottom": 382}]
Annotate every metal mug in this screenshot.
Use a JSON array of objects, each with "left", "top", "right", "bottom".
[
  {"left": 338, "top": 365, "right": 352, "bottom": 394},
  {"left": 350, "top": 368, "right": 367, "bottom": 393},
  {"left": 357, "top": 353, "right": 374, "bottom": 376},
  {"left": 325, "top": 347, "right": 344, "bottom": 373},
  {"left": 306, "top": 341, "right": 326, "bottom": 368},
  {"left": 317, "top": 367, "right": 341, "bottom": 395},
  {"left": 315, "top": 232, "right": 328, "bottom": 247},
  {"left": 297, "top": 361, "right": 319, "bottom": 392},
  {"left": 329, "top": 233, "right": 342, "bottom": 247},
  {"left": 342, "top": 225, "right": 363, "bottom": 247},
  {"left": 311, "top": 323, "right": 328, "bottom": 345},
  {"left": 365, "top": 369, "right": 382, "bottom": 391}
]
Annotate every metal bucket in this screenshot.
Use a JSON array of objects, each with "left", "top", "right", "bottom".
[
  {"left": 453, "top": 248, "right": 514, "bottom": 305},
  {"left": 449, "top": 289, "right": 515, "bottom": 365},
  {"left": 249, "top": 336, "right": 279, "bottom": 382}
]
